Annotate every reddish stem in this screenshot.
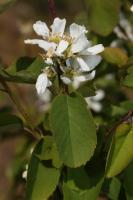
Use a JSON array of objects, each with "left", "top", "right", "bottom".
[{"left": 48, "top": 0, "right": 57, "bottom": 19}]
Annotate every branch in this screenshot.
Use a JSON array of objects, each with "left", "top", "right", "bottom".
[{"left": 48, "top": 0, "right": 57, "bottom": 19}]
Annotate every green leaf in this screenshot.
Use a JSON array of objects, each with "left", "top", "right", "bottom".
[
  {"left": 85, "top": 0, "right": 120, "bottom": 36},
  {"left": 0, "top": 113, "right": 22, "bottom": 127},
  {"left": 63, "top": 179, "right": 103, "bottom": 200},
  {"left": 0, "top": 57, "right": 44, "bottom": 84},
  {"left": 102, "top": 48, "right": 128, "bottom": 67},
  {"left": 36, "top": 136, "right": 62, "bottom": 169},
  {"left": 50, "top": 93, "right": 97, "bottom": 167},
  {"left": 26, "top": 140, "right": 60, "bottom": 200},
  {"left": 123, "top": 161, "right": 133, "bottom": 197},
  {"left": 0, "top": 0, "right": 16, "bottom": 13},
  {"left": 108, "top": 177, "right": 121, "bottom": 200},
  {"left": 123, "top": 72, "right": 133, "bottom": 88},
  {"left": 106, "top": 127, "right": 133, "bottom": 178},
  {"left": 126, "top": 193, "right": 133, "bottom": 200}
]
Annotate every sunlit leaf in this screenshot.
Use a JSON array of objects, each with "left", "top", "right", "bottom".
[{"left": 106, "top": 126, "right": 133, "bottom": 178}]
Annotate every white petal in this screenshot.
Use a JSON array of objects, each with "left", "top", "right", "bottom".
[
  {"left": 55, "top": 40, "right": 69, "bottom": 56},
  {"left": 71, "top": 34, "right": 90, "bottom": 54},
  {"left": 131, "top": 5, "right": 133, "bottom": 12},
  {"left": 51, "top": 18, "right": 66, "bottom": 36},
  {"left": 45, "top": 58, "right": 53, "bottom": 65},
  {"left": 61, "top": 76, "right": 72, "bottom": 85},
  {"left": 76, "top": 57, "right": 91, "bottom": 71},
  {"left": 86, "top": 99, "right": 102, "bottom": 112},
  {"left": 70, "top": 23, "right": 87, "bottom": 39},
  {"left": 114, "top": 27, "right": 127, "bottom": 40},
  {"left": 85, "top": 70, "right": 96, "bottom": 81},
  {"left": 80, "top": 44, "right": 104, "bottom": 55},
  {"left": 73, "top": 75, "right": 86, "bottom": 89},
  {"left": 66, "top": 58, "right": 79, "bottom": 70},
  {"left": 39, "top": 89, "right": 52, "bottom": 103},
  {"left": 33, "top": 21, "right": 49, "bottom": 37},
  {"left": 36, "top": 73, "right": 49, "bottom": 96},
  {"left": 93, "top": 90, "right": 105, "bottom": 101},
  {"left": 24, "top": 39, "right": 57, "bottom": 51},
  {"left": 80, "top": 55, "right": 102, "bottom": 71}
]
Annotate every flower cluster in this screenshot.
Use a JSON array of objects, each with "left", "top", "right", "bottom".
[
  {"left": 24, "top": 18, "right": 104, "bottom": 96},
  {"left": 113, "top": 13, "right": 133, "bottom": 43}
]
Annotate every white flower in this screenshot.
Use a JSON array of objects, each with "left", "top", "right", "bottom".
[
  {"left": 24, "top": 18, "right": 104, "bottom": 70},
  {"left": 22, "top": 164, "right": 28, "bottom": 180},
  {"left": 36, "top": 73, "right": 52, "bottom": 96},
  {"left": 114, "top": 13, "right": 133, "bottom": 42},
  {"left": 130, "top": 5, "right": 133, "bottom": 12},
  {"left": 24, "top": 17, "right": 104, "bottom": 93},
  {"left": 61, "top": 70, "right": 96, "bottom": 89},
  {"left": 85, "top": 90, "right": 105, "bottom": 112}
]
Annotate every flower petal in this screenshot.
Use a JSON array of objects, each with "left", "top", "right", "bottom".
[
  {"left": 78, "top": 55, "right": 102, "bottom": 71},
  {"left": 71, "top": 34, "right": 90, "bottom": 54},
  {"left": 33, "top": 21, "right": 49, "bottom": 37},
  {"left": 45, "top": 58, "right": 53, "bottom": 65},
  {"left": 76, "top": 57, "right": 91, "bottom": 71},
  {"left": 80, "top": 44, "right": 104, "bottom": 55},
  {"left": 51, "top": 18, "right": 66, "bottom": 36},
  {"left": 73, "top": 75, "right": 86, "bottom": 89},
  {"left": 85, "top": 70, "right": 96, "bottom": 81},
  {"left": 55, "top": 40, "right": 69, "bottom": 56},
  {"left": 36, "top": 73, "right": 49, "bottom": 96},
  {"left": 93, "top": 90, "right": 105, "bottom": 101},
  {"left": 61, "top": 76, "right": 72, "bottom": 85},
  {"left": 70, "top": 23, "right": 87, "bottom": 39},
  {"left": 24, "top": 39, "right": 57, "bottom": 51}
]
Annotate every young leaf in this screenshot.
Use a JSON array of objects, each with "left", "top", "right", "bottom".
[
  {"left": 50, "top": 93, "right": 97, "bottom": 167},
  {"left": 102, "top": 48, "right": 128, "bottom": 67},
  {"left": 26, "top": 140, "right": 60, "bottom": 200},
  {"left": 106, "top": 126, "right": 133, "bottom": 178},
  {"left": 85, "top": 0, "right": 120, "bottom": 36}
]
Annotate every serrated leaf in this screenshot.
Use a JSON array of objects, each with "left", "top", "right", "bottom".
[
  {"left": 0, "top": 0, "right": 16, "bottom": 13},
  {"left": 102, "top": 48, "right": 128, "bottom": 67},
  {"left": 36, "top": 136, "right": 62, "bottom": 169},
  {"left": 85, "top": 0, "right": 120, "bottom": 36},
  {"left": 106, "top": 127, "right": 133, "bottom": 178},
  {"left": 26, "top": 140, "right": 60, "bottom": 200},
  {"left": 50, "top": 93, "right": 97, "bottom": 167},
  {"left": 63, "top": 178, "right": 103, "bottom": 200}
]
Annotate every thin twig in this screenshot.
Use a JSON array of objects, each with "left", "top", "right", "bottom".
[{"left": 48, "top": 0, "right": 57, "bottom": 19}]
